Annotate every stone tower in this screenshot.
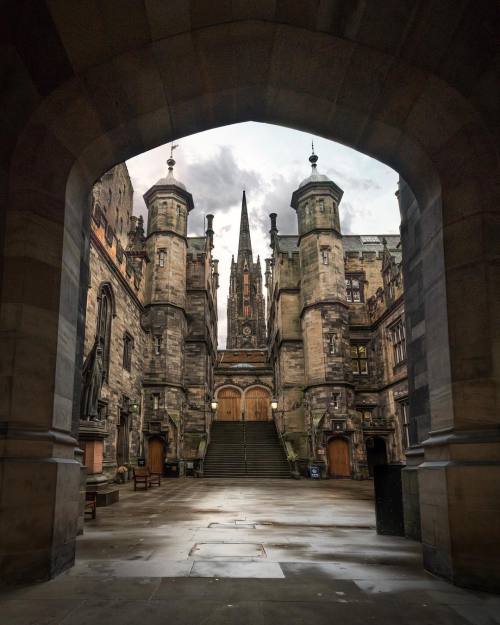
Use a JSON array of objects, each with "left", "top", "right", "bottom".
[
  {"left": 141, "top": 154, "right": 194, "bottom": 458},
  {"left": 226, "top": 191, "right": 266, "bottom": 348},
  {"left": 290, "top": 148, "right": 352, "bottom": 428}
]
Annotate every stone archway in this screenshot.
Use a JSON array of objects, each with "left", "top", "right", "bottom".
[{"left": 0, "top": 3, "right": 498, "bottom": 590}]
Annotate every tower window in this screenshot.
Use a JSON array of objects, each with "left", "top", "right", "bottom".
[
  {"left": 345, "top": 276, "right": 362, "bottom": 302},
  {"left": 122, "top": 332, "right": 134, "bottom": 371},
  {"left": 152, "top": 393, "right": 160, "bottom": 411},
  {"left": 176, "top": 204, "right": 181, "bottom": 216},
  {"left": 319, "top": 199, "right": 324, "bottom": 212},
  {"left": 321, "top": 250, "right": 329, "bottom": 265},
  {"left": 330, "top": 393, "right": 340, "bottom": 410},
  {"left": 351, "top": 344, "right": 368, "bottom": 375},
  {"left": 328, "top": 333, "right": 338, "bottom": 355},
  {"left": 158, "top": 251, "right": 166, "bottom": 267},
  {"left": 154, "top": 336, "right": 162, "bottom": 355}
]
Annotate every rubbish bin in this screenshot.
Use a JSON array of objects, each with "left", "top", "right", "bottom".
[
  {"left": 164, "top": 461, "right": 180, "bottom": 477},
  {"left": 373, "top": 464, "right": 405, "bottom": 536},
  {"left": 308, "top": 464, "right": 321, "bottom": 479}
]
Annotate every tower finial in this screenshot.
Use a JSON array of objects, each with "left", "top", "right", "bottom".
[
  {"left": 309, "top": 141, "right": 318, "bottom": 169},
  {"left": 167, "top": 143, "right": 179, "bottom": 172}
]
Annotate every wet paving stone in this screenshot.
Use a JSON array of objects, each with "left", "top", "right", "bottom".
[{"left": 0, "top": 478, "right": 496, "bottom": 624}]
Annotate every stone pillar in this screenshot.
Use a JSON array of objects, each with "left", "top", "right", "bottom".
[{"left": 0, "top": 159, "right": 87, "bottom": 584}]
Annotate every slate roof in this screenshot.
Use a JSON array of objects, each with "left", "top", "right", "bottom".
[{"left": 275, "top": 233, "right": 402, "bottom": 262}]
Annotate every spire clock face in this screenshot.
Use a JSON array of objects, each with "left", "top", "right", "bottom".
[{"left": 242, "top": 325, "right": 252, "bottom": 337}]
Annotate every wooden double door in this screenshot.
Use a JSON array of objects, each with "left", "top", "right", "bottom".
[
  {"left": 216, "top": 387, "right": 270, "bottom": 421},
  {"left": 148, "top": 438, "right": 165, "bottom": 474},
  {"left": 328, "top": 437, "right": 351, "bottom": 478}
]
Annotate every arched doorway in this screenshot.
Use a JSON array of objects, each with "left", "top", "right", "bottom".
[
  {"left": 148, "top": 438, "right": 165, "bottom": 475},
  {"left": 366, "top": 437, "right": 388, "bottom": 478},
  {"left": 244, "top": 387, "right": 271, "bottom": 421},
  {"left": 328, "top": 438, "right": 351, "bottom": 478},
  {"left": 216, "top": 387, "right": 242, "bottom": 421}
]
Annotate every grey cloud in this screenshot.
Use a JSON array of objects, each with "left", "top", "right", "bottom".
[
  {"left": 185, "top": 145, "right": 262, "bottom": 235},
  {"left": 327, "top": 168, "right": 381, "bottom": 192}
]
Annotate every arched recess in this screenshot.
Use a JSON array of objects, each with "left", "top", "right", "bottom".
[
  {"left": 327, "top": 436, "right": 351, "bottom": 478},
  {"left": 0, "top": 6, "right": 498, "bottom": 589},
  {"left": 243, "top": 386, "right": 271, "bottom": 421},
  {"left": 215, "top": 386, "right": 242, "bottom": 421}
]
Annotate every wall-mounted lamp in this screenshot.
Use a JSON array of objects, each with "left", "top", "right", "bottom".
[
  {"left": 270, "top": 398, "right": 278, "bottom": 411},
  {"left": 210, "top": 400, "right": 218, "bottom": 411},
  {"left": 130, "top": 402, "right": 139, "bottom": 413}
]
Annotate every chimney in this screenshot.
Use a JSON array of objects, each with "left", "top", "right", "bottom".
[
  {"left": 269, "top": 213, "right": 278, "bottom": 247},
  {"left": 206, "top": 214, "right": 214, "bottom": 249}
]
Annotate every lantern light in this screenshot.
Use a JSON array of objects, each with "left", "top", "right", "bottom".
[
  {"left": 210, "top": 400, "right": 218, "bottom": 411},
  {"left": 270, "top": 398, "right": 278, "bottom": 411}
]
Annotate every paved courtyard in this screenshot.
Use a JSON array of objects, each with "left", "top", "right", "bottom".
[{"left": 1, "top": 478, "right": 498, "bottom": 624}]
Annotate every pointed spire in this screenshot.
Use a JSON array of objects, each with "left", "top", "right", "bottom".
[{"left": 237, "top": 190, "right": 253, "bottom": 257}]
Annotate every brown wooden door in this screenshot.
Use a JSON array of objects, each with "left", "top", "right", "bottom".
[
  {"left": 217, "top": 388, "right": 241, "bottom": 421},
  {"left": 328, "top": 438, "right": 351, "bottom": 477},
  {"left": 244, "top": 387, "right": 270, "bottom": 421},
  {"left": 148, "top": 438, "right": 164, "bottom": 474}
]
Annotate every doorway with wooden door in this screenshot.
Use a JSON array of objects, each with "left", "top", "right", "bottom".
[
  {"left": 244, "top": 387, "right": 271, "bottom": 421},
  {"left": 148, "top": 437, "right": 165, "bottom": 475},
  {"left": 216, "top": 387, "right": 242, "bottom": 421},
  {"left": 327, "top": 437, "right": 351, "bottom": 478}
]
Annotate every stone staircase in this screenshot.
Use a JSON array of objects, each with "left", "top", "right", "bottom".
[{"left": 203, "top": 421, "right": 290, "bottom": 478}]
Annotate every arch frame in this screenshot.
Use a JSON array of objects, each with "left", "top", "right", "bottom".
[{"left": 0, "top": 10, "right": 498, "bottom": 589}]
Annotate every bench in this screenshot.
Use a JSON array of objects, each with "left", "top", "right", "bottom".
[
  {"left": 133, "top": 468, "right": 162, "bottom": 490},
  {"left": 84, "top": 492, "right": 97, "bottom": 519}
]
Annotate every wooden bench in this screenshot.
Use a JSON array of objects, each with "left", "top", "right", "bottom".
[
  {"left": 133, "top": 468, "right": 162, "bottom": 490},
  {"left": 84, "top": 492, "right": 97, "bottom": 519}
]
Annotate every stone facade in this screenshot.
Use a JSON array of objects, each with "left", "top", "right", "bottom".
[
  {"left": 80, "top": 159, "right": 218, "bottom": 479},
  {"left": 266, "top": 152, "right": 408, "bottom": 479}
]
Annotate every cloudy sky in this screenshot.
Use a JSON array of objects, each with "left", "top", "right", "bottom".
[{"left": 126, "top": 122, "right": 400, "bottom": 347}]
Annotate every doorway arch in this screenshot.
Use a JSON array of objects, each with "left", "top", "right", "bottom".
[
  {"left": 327, "top": 437, "right": 351, "bottom": 478},
  {"left": 1, "top": 5, "right": 498, "bottom": 588}
]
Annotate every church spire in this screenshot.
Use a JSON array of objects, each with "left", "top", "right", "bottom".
[{"left": 237, "top": 190, "right": 252, "bottom": 257}]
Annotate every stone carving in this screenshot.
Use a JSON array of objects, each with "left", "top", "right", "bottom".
[{"left": 81, "top": 341, "right": 104, "bottom": 421}]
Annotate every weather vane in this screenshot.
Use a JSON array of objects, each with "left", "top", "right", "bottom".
[
  {"left": 170, "top": 143, "right": 179, "bottom": 159},
  {"left": 311, "top": 140, "right": 315, "bottom": 155}
]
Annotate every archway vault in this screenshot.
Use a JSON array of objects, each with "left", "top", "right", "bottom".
[{"left": 1, "top": 3, "right": 498, "bottom": 590}]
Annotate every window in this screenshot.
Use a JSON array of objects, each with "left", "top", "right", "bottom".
[
  {"left": 96, "top": 284, "right": 113, "bottom": 380},
  {"left": 321, "top": 249, "right": 329, "bottom": 265},
  {"left": 400, "top": 400, "right": 410, "bottom": 448},
  {"left": 158, "top": 250, "right": 166, "bottom": 267},
  {"left": 345, "top": 276, "right": 362, "bottom": 302},
  {"left": 319, "top": 199, "right": 324, "bottom": 212},
  {"left": 243, "top": 272, "right": 249, "bottom": 297},
  {"left": 330, "top": 393, "right": 340, "bottom": 410},
  {"left": 154, "top": 336, "right": 162, "bottom": 355},
  {"left": 122, "top": 333, "right": 133, "bottom": 371},
  {"left": 120, "top": 217, "right": 123, "bottom": 233},
  {"left": 391, "top": 318, "right": 406, "bottom": 365},
  {"left": 152, "top": 393, "right": 160, "bottom": 411},
  {"left": 328, "top": 333, "right": 338, "bottom": 355},
  {"left": 176, "top": 204, "right": 181, "bottom": 216},
  {"left": 351, "top": 344, "right": 368, "bottom": 375}
]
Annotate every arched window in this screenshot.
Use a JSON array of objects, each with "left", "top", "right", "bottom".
[{"left": 97, "top": 284, "right": 114, "bottom": 381}]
